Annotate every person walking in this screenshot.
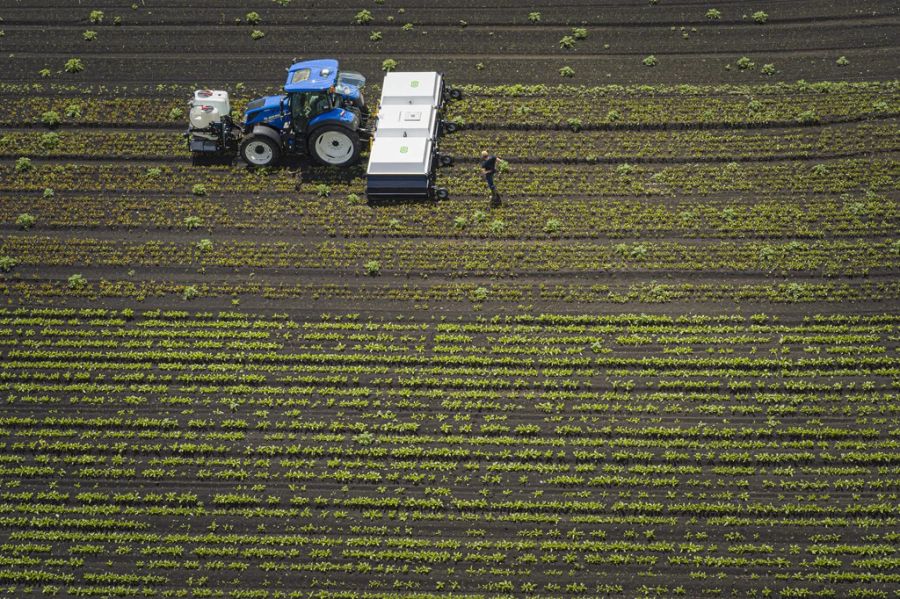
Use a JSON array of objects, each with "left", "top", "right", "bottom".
[{"left": 480, "top": 150, "right": 501, "bottom": 208}]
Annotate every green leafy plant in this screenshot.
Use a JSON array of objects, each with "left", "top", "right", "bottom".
[
  {"left": 354, "top": 431, "right": 375, "bottom": 445},
  {"left": 182, "top": 285, "right": 199, "bottom": 300},
  {"left": 250, "top": 30, "right": 265, "bottom": 40},
  {"left": 796, "top": 110, "right": 818, "bottom": 124},
  {"left": 355, "top": 9, "right": 373, "bottom": 25},
  {"left": 761, "top": 63, "right": 776, "bottom": 76},
  {"left": 14, "top": 157, "right": 33, "bottom": 173},
  {"left": 382, "top": 58, "right": 398, "bottom": 72},
  {"left": 559, "top": 66, "right": 575, "bottom": 78},
  {"left": 41, "top": 110, "right": 61, "bottom": 127},
  {"left": 706, "top": 8, "right": 721, "bottom": 19},
  {"left": 191, "top": 184, "right": 207, "bottom": 196},
  {"left": 89, "top": 10, "right": 104, "bottom": 24},
  {"left": 83, "top": 30, "right": 97, "bottom": 41},
  {"left": 64, "top": 58, "right": 85, "bottom": 73},
  {"left": 369, "top": 31, "right": 383, "bottom": 42},
  {"left": 559, "top": 35, "right": 576, "bottom": 49},
  {"left": 616, "top": 163, "right": 635, "bottom": 176},
  {"left": 736, "top": 56, "right": 755, "bottom": 70},
  {"left": 572, "top": 27, "right": 588, "bottom": 40},
  {"left": 40, "top": 132, "right": 60, "bottom": 150},
  {"left": 643, "top": 55, "right": 658, "bottom": 67},
  {"left": 315, "top": 184, "right": 331, "bottom": 197},
  {"left": 0, "top": 255, "right": 17, "bottom": 273},
  {"left": 364, "top": 260, "right": 381, "bottom": 276},
  {"left": 68, "top": 273, "right": 87, "bottom": 290},
  {"left": 245, "top": 11, "right": 261, "bottom": 25},
  {"left": 543, "top": 218, "right": 562, "bottom": 234},
  {"left": 65, "top": 103, "right": 82, "bottom": 119},
  {"left": 471, "top": 286, "right": 489, "bottom": 302},
  {"left": 528, "top": 12, "right": 541, "bottom": 23},
  {"left": 196, "top": 239, "right": 213, "bottom": 252},
  {"left": 184, "top": 216, "right": 203, "bottom": 230},
  {"left": 752, "top": 10, "right": 768, "bottom": 23},
  {"left": 16, "top": 212, "right": 36, "bottom": 229},
  {"left": 836, "top": 56, "right": 849, "bottom": 66}
]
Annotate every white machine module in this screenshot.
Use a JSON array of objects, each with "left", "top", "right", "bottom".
[
  {"left": 378, "top": 72, "right": 443, "bottom": 108},
  {"left": 367, "top": 138, "right": 434, "bottom": 176},
  {"left": 366, "top": 71, "right": 450, "bottom": 199},
  {"left": 374, "top": 105, "right": 437, "bottom": 139}
]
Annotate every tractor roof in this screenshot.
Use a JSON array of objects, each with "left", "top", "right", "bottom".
[{"left": 285, "top": 59, "right": 339, "bottom": 93}]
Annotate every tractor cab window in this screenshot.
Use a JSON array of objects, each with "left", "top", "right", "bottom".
[{"left": 290, "top": 92, "right": 331, "bottom": 130}]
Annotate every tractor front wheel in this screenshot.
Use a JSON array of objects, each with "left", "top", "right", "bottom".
[
  {"left": 309, "top": 125, "right": 361, "bottom": 167},
  {"left": 240, "top": 135, "right": 280, "bottom": 168}
]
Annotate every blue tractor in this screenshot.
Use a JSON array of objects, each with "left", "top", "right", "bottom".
[{"left": 187, "top": 59, "right": 370, "bottom": 168}]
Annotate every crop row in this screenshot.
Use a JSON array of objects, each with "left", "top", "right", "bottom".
[
  {"left": 3, "top": 122, "right": 897, "bottom": 163},
  {"left": 2, "top": 235, "right": 895, "bottom": 276},
  {"left": 2, "top": 80, "right": 895, "bottom": 129},
  {"left": 1, "top": 189, "right": 895, "bottom": 240},
  {"left": 3, "top": 278, "right": 898, "bottom": 305},
  {"left": 2, "top": 157, "right": 896, "bottom": 197}
]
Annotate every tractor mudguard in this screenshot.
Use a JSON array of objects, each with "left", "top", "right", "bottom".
[
  {"left": 248, "top": 125, "right": 282, "bottom": 146},
  {"left": 309, "top": 108, "right": 359, "bottom": 131}
]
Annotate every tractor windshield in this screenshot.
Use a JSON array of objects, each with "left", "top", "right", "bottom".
[{"left": 290, "top": 92, "right": 331, "bottom": 130}]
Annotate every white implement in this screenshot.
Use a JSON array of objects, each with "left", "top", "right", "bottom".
[
  {"left": 365, "top": 72, "right": 453, "bottom": 199},
  {"left": 189, "top": 90, "right": 230, "bottom": 131}
]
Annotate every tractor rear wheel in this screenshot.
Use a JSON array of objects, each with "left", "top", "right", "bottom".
[
  {"left": 240, "top": 135, "right": 280, "bottom": 168},
  {"left": 309, "top": 125, "right": 360, "bottom": 167}
]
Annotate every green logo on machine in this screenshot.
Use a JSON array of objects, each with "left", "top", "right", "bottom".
[
  {"left": 400, "top": 146, "right": 409, "bottom": 153},
  {"left": 410, "top": 80, "right": 419, "bottom": 88}
]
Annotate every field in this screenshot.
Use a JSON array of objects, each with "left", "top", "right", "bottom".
[{"left": 0, "top": 1, "right": 898, "bottom": 598}]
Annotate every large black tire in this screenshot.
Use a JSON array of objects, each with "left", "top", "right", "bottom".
[
  {"left": 240, "top": 135, "right": 280, "bottom": 168},
  {"left": 308, "top": 125, "right": 361, "bottom": 167}
]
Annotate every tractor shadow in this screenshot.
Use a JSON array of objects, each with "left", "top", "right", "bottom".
[{"left": 235, "top": 157, "right": 441, "bottom": 206}]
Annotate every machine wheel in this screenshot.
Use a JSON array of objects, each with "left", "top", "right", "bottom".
[
  {"left": 191, "top": 151, "right": 211, "bottom": 166},
  {"left": 434, "top": 187, "right": 449, "bottom": 200},
  {"left": 439, "top": 154, "right": 454, "bottom": 167},
  {"left": 448, "top": 88, "right": 463, "bottom": 101},
  {"left": 309, "top": 125, "right": 361, "bottom": 167},
  {"left": 442, "top": 121, "right": 458, "bottom": 134},
  {"left": 240, "top": 135, "right": 280, "bottom": 167}
]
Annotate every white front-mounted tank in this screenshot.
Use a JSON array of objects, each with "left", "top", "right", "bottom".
[
  {"left": 379, "top": 72, "right": 443, "bottom": 108},
  {"left": 189, "top": 90, "right": 230, "bottom": 128}
]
